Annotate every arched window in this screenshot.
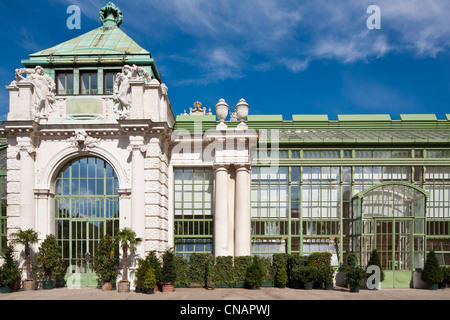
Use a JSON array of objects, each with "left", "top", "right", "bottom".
[{"left": 54, "top": 157, "right": 119, "bottom": 278}]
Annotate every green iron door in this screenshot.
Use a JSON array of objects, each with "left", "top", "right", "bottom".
[
  {"left": 55, "top": 157, "right": 119, "bottom": 287},
  {"left": 376, "top": 219, "right": 412, "bottom": 288}
]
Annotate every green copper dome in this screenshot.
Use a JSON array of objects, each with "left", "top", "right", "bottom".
[{"left": 21, "top": 2, "right": 161, "bottom": 82}]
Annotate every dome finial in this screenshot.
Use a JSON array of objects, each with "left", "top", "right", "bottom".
[{"left": 99, "top": 2, "right": 123, "bottom": 28}]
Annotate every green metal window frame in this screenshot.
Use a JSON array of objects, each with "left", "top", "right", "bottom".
[
  {"left": 250, "top": 159, "right": 450, "bottom": 266},
  {"left": 104, "top": 71, "right": 120, "bottom": 95},
  {"left": 56, "top": 72, "right": 74, "bottom": 95},
  {"left": 54, "top": 156, "right": 119, "bottom": 272},
  {"left": 173, "top": 167, "right": 214, "bottom": 258},
  {"left": 80, "top": 71, "right": 98, "bottom": 95}
]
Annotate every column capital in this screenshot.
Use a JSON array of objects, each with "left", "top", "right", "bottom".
[
  {"left": 213, "top": 164, "right": 230, "bottom": 172},
  {"left": 234, "top": 164, "right": 250, "bottom": 172},
  {"left": 18, "top": 144, "right": 36, "bottom": 155},
  {"left": 127, "top": 144, "right": 147, "bottom": 154}
]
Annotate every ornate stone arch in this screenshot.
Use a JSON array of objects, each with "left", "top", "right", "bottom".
[{"left": 39, "top": 146, "right": 129, "bottom": 193}]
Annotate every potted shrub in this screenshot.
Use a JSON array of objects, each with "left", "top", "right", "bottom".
[
  {"left": 0, "top": 245, "right": 21, "bottom": 293},
  {"left": 34, "top": 234, "right": 64, "bottom": 290},
  {"left": 319, "top": 265, "right": 335, "bottom": 290},
  {"left": 275, "top": 257, "right": 288, "bottom": 288},
  {"left": 245, "top": 256, "right": 265, "bottom": 290},
  {"left": 345, "top": 265, "right": 366, "bottom": 292},
  {"left": 366, "top": 249, "right": 384, "bottom": 290},
  {"left": 142, "top": 268, "right": 157, "bottom": 294},
  {"left": 441, "top": 266, "right": 450, "bottom": 289},
  {"left": 161, "top": 249, "right": 176, "bottom": 292},
  {"left": 93, "top": 234, "right": 118, "bottom": 291},
  {"left": 296, "top": 265, "right": 318, "bottom": 290},
  {"left": 116, "top": 227, "right": 142, "bottom": 293},
  {"left": 421, "top": 250, "right": 443, "bottom": 290},
  {"left": 10, "top": 228, "right": 38, "bottom": 290}
]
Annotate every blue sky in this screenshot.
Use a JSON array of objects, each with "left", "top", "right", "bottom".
[{"left": 1, "top": 0, "right": 450, "bottom": 120}]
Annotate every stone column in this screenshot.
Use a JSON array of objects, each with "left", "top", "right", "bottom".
[
  {"left": 129, "top": 141, "right": 146, "bottom": 257},
  {"left": 234, "top": 165, "right": 251, "bottom": 256},
  {"left": 214, "top": 165, "right": 229, "bottom": 257},
  {"left": 19, "top": 145, "right": 36, "bottom": 230}
]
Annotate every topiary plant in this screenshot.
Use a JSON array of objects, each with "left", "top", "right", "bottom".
[
  {"left": 245, "top": 256, "right": 265, "bottom": 289},
  {"left": 161, "top": 249, "right": 176, "bottom": 284},
  {"left": 0, "top": 245, "right": 21, "bottom": 289},
  {"left": 421, "top": 250, "right": 443, "bottom": 289},
  {"left": 275, "top": 257, "right": 288, "bottom": 288},
  {"left": 93, "top": 234, "right": 119, "bottom": 285},
  {"left": 34, "top": 234, "right": 64, "bottom": 283},
  {"left": 366, "top": 249, "right": 385, "bottom": 282},
  {"left": 142, "top": 268, "right": 156, "bottom": 294}
]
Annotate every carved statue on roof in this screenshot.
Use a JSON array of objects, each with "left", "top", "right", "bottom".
[
  {"left": 113, "top": 64, "right": 151, "bottom": 119},
  {"left": 13, "top": 66, "right": 56, "bottom": 122}
]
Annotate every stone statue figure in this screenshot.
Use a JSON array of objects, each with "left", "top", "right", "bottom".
[
  {"left": 112, "top": 64, "right": 151, "bottom": 119},
  {"left": 14, "top": 66, "right": 56, "bottom": 121}
]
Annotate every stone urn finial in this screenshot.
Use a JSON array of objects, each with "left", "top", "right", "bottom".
[
  {"left": 235, "top": 98, "right": 249, "bottom": 129},
  {"left": 215, "top": 98, "right": 229, "bottom": 129}
]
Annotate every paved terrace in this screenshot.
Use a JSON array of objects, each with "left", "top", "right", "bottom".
[{"left": 0, "top": 286, "right": 448, "bottom": 300}]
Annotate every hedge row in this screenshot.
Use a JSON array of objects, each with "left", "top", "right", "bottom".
[{"left": 172, "top": 252, "right": 333, "bottom": 288}]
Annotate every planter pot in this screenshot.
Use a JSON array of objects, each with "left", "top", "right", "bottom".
[
  {"left": 0, "top": 286, "right": 11, "bottom": 294},
  {"left": 427, "top": 283, "right": 439, "bottom": 290},
  {"left": 162, "top": 283, "right": 174, "bottom": 293},
  {"left": 325, "top": 282, "right": 334, "bottom": 290},
  {"left": 102, "top": 282, "right": 113, "bottom": 291},
  {"left": 118, "top": 281, "right": 130, "bottom": 293},
  {"left": 144, "top": 288, "right": 155, "bottom": 294},
  {"left": 304, "top": 281, "right": 314, "bottom": 290},
  {"left": 23, "top": 280, "right": 36, "bottom": 291},
  {"left": 350, "top": 285, "right": 360, "bottom": 293},
  {"left": 42, "top": 280, "right": 55, "bottom": 290},
  {"left": 234, "top": 282, "right": 245, "bottom": 288}
]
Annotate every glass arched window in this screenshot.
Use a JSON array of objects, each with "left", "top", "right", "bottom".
[{"left": 55, "top": 157, "right": 119, "bottom": 275}]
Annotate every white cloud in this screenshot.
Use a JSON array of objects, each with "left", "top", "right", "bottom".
[{"left": 53, "top": 0, "right": 450, "bottom": 83}]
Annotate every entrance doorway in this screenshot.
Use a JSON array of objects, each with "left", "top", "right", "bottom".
[
  {"left": 54, "top": 157, "right": 119, "bottom": 287},
  {"left": 352, "top": 182, "right": 427, "bottom": 288},
  {"left": 375, "top": 219, "right": 412, "bottom": 288}
]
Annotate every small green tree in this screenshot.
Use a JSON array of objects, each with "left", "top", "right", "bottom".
[
  {"left": 0, "top": 245, "right": 21, "bottom": 287},
  {"left": 366, "top": 249, "right": 385, "bottom": 282},
  {"left": 142, "top": 268, "right": 156, "bottom": 293},
  {"left": 34, "top": 234, "right": 64, "bottom": 282},
  {"left": 93, "top": 234, "right": 119, "bottom": 284},
  {"left": 161, "top": 249, "right": 176, "bottom": 284},
  {"left": 116, "top": 228, "right": 142, "bottom": 282},
  {"left": 245, "top": 256, "right": 265, "bottom": 289},
  {"left": 10, "top": 228, "right": 38, "bottom": 280},
  {"left": 421, "top": 250, "right": 443, "bottom": 286},
  {"left": 275, "top": 257, "right": 288, "bottom": 288}
]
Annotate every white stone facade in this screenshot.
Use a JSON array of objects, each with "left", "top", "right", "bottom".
[{"left": 1, "top": 64, "right": 256, "bottom": 268}]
